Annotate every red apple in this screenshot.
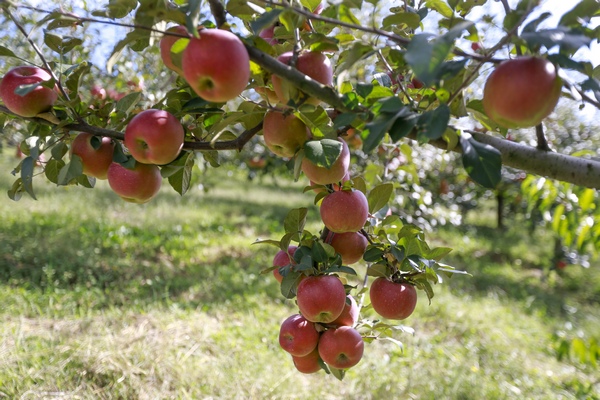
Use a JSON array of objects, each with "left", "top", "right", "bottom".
[
  {"left": 369, "top": 278, "right": 417, "bottom": 320},
  {"left": 69, "top": 133, "right": 115, "bottom": 180},
  {"left": 107, "top": 162, "right": 162, "bottom": 204},
  {"left": 247, "top": 156, "right": 267, "bottom": 169},
  {"left": 272, "top": 246, "right": 298, "bottom": 283},
  {"left": 182, "top": 28, "right": 250, "bottom": 103},
  {"left": 272, "top": 51, "right": 333, "bottom": 105},
  {"left": 258, "top": 25, "right": 278, "bottom": 45},
  {"left": 483, "top": 56, "right": 562, "bottom": 129},
  {"left": 297, "top": 275, "right": 346, "bottom": 323},
  {"left": 160, "top": 25, "right": 189, "bottom": 75},
  {"left": 320, "top": 189, "right": 369, "bottom": 233},
  {"left": 302, "top": 138, "right": 350, "bottom": 185},
  {"left": 330, "top": 295, "right": 359, "bottom": 327},
  {"left": 262, "top": 110, "right": 310, "bottom": 158},
  {"left": 318, "top": 326, "right": 364, "bottom": 369},
  {"left": 279, "top": 314, "right": 320, "bottom": 357},
  {"left": 329, "top": 231, "right": 368, "bottom": 265},
  {"left": 124, "top": 109, "right": 184, "bottom": 165},
  {"left": 90, "top": 85, "right": 107, "bottom": 100},
  {"left": 291, "top": 347, "right": 321, "bottom": 374},
  {"left": 0, "top": 66, "right": 57, "bottom": 117}
]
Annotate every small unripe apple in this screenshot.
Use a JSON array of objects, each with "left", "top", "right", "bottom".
[
  {"left": 272, "top": 246, "right": 298, "bottom": 283},
  {"left": 70, "top": 133, "right": 115, "bottom": 180},
  {"left": 262, "top": 111, "right": 310, "bottom": 158},
  {"left": 369, "top": 278, "right": 417, "bottom": 320},
  {"left": 279, "top": 314, "right": 320, "bottom": 357},
  {"left": 0, "top": 66, "right": 58, "bottom": 117},
  {"left": 318, "top": 326, "right": 364, "bottom": 369},
  {"left": 302, "top": 138, "right": 350, "bottom": 185},
  {"left": 291, "top": 347, "right": 321, "bottom": 374},
  {"left": 182, "top": 29, "right": 250, "bottom": 103},
  {"left": 296, "top": 275, "right": 346, "bottom": 323},
  {"left": 330, "top": 295, "right": 359, "bottom": 327},
  {"left": 483, "top": 56, "right": 562, "bottom": 129},
  {"left": 272, "top": 51, "right": 333, "bottom": 105},
  {"left": 329, "top": 231, "right": 368, "bottom": 265},
  {"left": 320, "top": 189, "right": 369, "bottom": 233},
  {"left": 124, "top": 109, "right": 184, "bottom": 165},
  {"left": 160, "top": 25, "right": 189, "bottom": 75},
  {"left": 107, "top": 162, "right": 162, "bottom": 204}
]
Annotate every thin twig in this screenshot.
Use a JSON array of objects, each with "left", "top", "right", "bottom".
[
  {"left": 207, "top": 0, "right": 227, "bottom": 29},
  {"left": 535, "top": 124, "right": 551, "bottom": 151}
]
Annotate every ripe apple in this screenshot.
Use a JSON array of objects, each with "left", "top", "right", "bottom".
[
  {"left": 329, "top": 231, "right": 368, "bottom": 265},
  {"left": 258, "top": 25, "right": 278, "bottom": 45},
  {"left": 90, "top": 85, "right": 107, "bottom": 100},
  {"left": 483, "top": 56, "right": 562, "bottom": 129},
  {"left": 107, "top": 162, "right": 162, "bottom": 204},
  {"left": 262, "top": 110, "right": 310, "bottom": 158},
  {"left": 330, "top": 295, "right": 359, "bottom": 327},
  {"left": 182, "top": 28, "right": 250, "bottom": 103},
  {"left": 291, "top": 347, "right": 321, "bottom": 374},
  {"left": 271, "top": 51, "right": 333, "bottom": 105},
  {"left": 160, "top": 25, "right": 189, "bottom": 75},
  {"left": 369, "top": 278, "right": 417, "bottom": 320},
  {"left": 320, "top": 189, "right": 369, "bottom": 233},
  {"left": 69, "top": 133, "right": 115, "bottom": 180},
  {"left": 279, "top": 314, "right": 320, "bottom": 357},
  {"left": 302, "top": 138, "right": 350, "bottom": 185},
  {"left": 296, "top": 275, "right": 346, "bottom": 323},
  {"left": 247, "top": 156, "right": 267, "bottom": 169},
  {"left": 318, "top": 326, "right": 364, "bottom": 369},
  {"left": 272, "top": 245, "right": 298, "bottom": 283},
  {"left": 0, "top": 66, "right": 58, "bottom": 117},
  {"left": 124, "top": 109, "right": 184, "bottom": 165}
]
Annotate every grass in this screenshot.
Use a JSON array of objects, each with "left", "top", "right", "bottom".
[{"left": 0, "top": 153, "right": 598, "bottom": 399}]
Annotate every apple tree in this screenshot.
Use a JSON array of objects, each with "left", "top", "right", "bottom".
[{"left": 1, "top": 0, "right": 600, "bottom": 378}]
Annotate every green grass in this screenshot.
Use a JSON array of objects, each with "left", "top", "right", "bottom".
[{"left": 0, "top": 153, "right": 598, "bottom": 399}]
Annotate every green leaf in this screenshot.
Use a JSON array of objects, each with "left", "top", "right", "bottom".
[
  {"left": 521, "top": 28, "right": 592, "bottom": 51},
  {"left": 117, "top": 92, "right": 142, "bottom": 114},
  {"left": 65, "top": 62, "right": 91, "bottom": 94},
  {"left": 504, "top": 0, "right": 540, "bottom": 31},
  {"left": 425, "top": 0, "right": 454, "bottom": 18},
  {"left": 560, "top": 0, "right": 600, "bottom": 27},
  {"left": 367, "top": 263, "right": 390, "bottom": 277},
  {"left": 14, "top": 82, "right": 42, "bottom": 97},
  {"left": 335, "top": 42, "right": 374, "bottom": 74},
  {"left": 167, "top": 152, "right": 195, "bottom": 196},
  {"left": 0, "top": 45, "right": 18, "bottom": 59},
  {"left": 311, "top": 241, "right": 329, "bottom": 263},
  {"left": 415, "top": 104, "right": 450, "bottom": 141},
  {"left": 284, "top": 208, "right": 308, "bottom": 234},
  {"left": 382, "top": 12, "right": 421, "bottom": 30},
  {"left": 368, "top": 183, "right": 394, "bottom": 214},
  {"left": 21, "top": 156, "right": 37, "bottom": 200},
  {"left": 7, "top": 178, "right": 24, "bottom": 201},
  {"left": 58, "top": 155, "right": 84, "bottom": 185},
  {"left": 280, "top": 270, "right": 303, "bottom": 299},
  {"left": 460, "top": 135, "right": 501, "bottom": 188},
  {"left": 337, "top": 3, "right": 361, "bottom": 25},
  {"left": 363, "top": 246, "right": 385, "bottom": 262},
  {"left": 329, "top": 366, "right": 346, "bottom": 381},
  {"left": 44, "top": 31, "right": 83, "bottom": 53},
  {"left": 303, "top": 139, "right": 343, "bottom": 168},
  {"left": 405, "top": 21, "right": 473, "bottom": 86},
  {"left": 250, "top": 9, "right": 282, "bottom": 33},
  {"left": 45, "top": 159, "right": 65, "bottom": 184}
]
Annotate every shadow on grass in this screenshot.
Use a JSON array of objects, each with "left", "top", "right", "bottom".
[{"left": 438, "top": 224, "right": 600, "bottom": 318}]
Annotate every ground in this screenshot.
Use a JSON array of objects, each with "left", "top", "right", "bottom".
[{"left": 0, "top": 154, "right": 598, "bottom": 399}]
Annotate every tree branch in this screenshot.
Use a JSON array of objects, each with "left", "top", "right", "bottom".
[
  {"left": 245, "top": 45, "right": 361, "bottom": 114},
  {"left": 0, "top": 105, "right": 261, "bottom": 152}
]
